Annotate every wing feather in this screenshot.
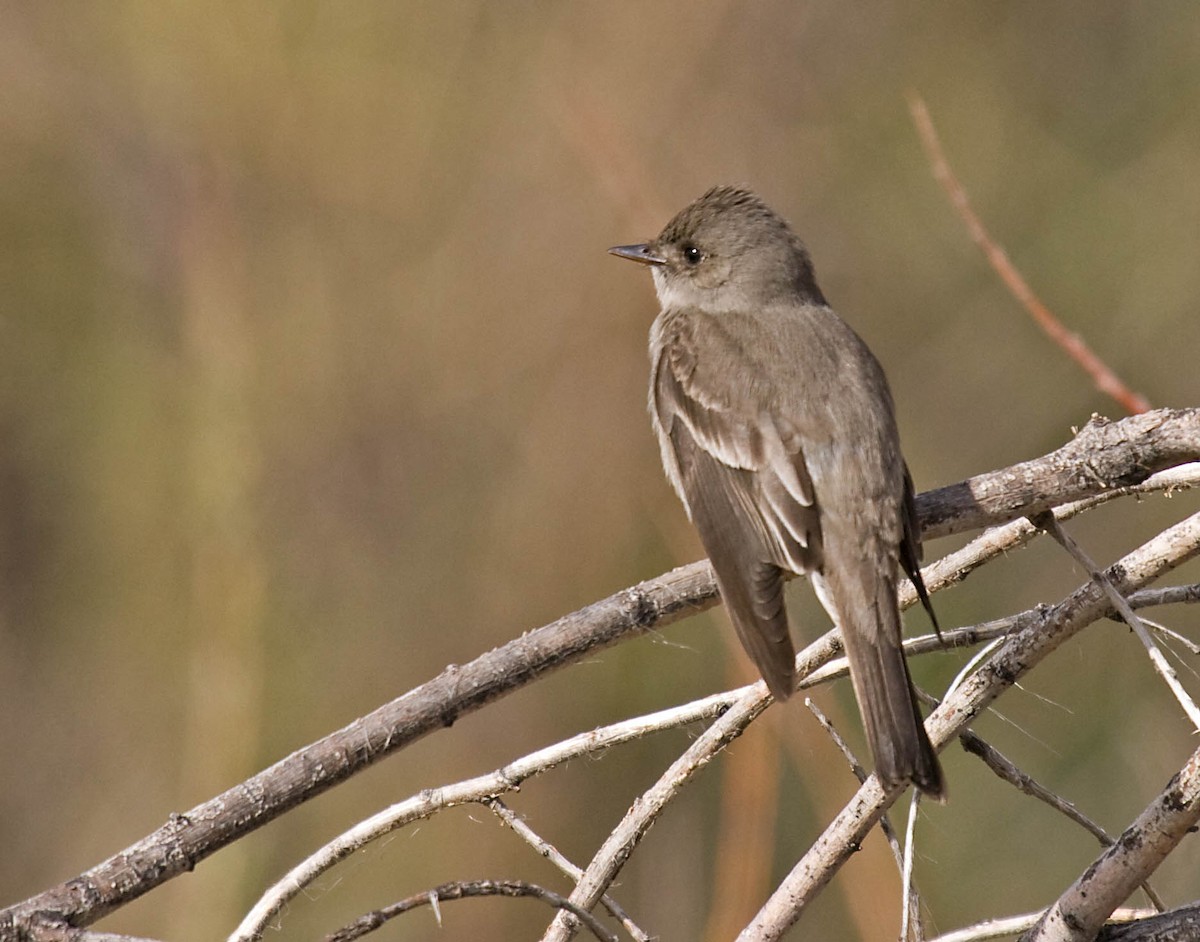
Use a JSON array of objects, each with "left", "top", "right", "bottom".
[
  {"left": 653, "top": 323, "right": 821, "bottom": 576},
  {"left": 650, "top": 313, "right": 824, "bottom": 699}
]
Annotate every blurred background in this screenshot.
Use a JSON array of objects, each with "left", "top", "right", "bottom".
[{"left": 2, "top": 3, "right": 1198, "bottom": 940}]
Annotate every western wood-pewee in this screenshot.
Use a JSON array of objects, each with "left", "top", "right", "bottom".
[{"left": 610, "top": 185, "right": 944, "bottom": 798}]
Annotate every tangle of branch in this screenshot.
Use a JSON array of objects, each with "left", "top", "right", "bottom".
[
  {"left": 2, "top": 408, "right": 1198, "bottom": 941},
  {"left": 737, "top": 510, "right": 1200, "bottom": 942}
]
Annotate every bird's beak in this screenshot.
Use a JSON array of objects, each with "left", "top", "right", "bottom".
[{"left": 608, "top": 243, "right": 667, "bottom": 266}]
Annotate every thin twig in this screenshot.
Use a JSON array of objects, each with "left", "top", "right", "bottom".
[
  {"left": 803, "top": 700, "right": 924, "bottom": 941},
  {"left": 907, "top": 92, "right": 1150, "bottom": 415},
  {"left": 485, "top": 800, "right": 653, "bottom": 942},
  {"left": 925, "top": 908, "right": 1155, "bottom": 942},
  {"left": 803, "top": 700, "right": 870, "bottom": 783},
  {"left": 901, "top": 798, "right": 924, "bottom": 942},
  {"left": 1031, "top": 512, "right": 1200, "bottom": 731},
  {"left": 959, "top": 732, "right": 1165, "bottom": 911},
  {"left": 1153, "top": 622, "right": 1200, "bottom": 661},
  {"left": 321, "top": 879, "right": 619, "bottom": 942}
]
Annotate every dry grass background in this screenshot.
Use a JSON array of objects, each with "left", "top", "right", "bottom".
[{"left": 2, "top": 4, "right": 1198, "bottom": 939}]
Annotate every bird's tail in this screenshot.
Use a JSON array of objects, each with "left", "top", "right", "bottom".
[{"left": 815, "top": 570, "right": 945, "bottom": 801}]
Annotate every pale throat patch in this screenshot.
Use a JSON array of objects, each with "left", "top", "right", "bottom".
[{"left": 652, "top": 267, "right": 742, "bottom": 314}]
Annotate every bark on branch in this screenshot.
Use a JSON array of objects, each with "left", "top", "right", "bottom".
[{"left": 917, "top": 409, "right": 1200, "bottom": 540}]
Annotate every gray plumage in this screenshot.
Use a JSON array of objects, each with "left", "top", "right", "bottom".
[{"left": 610, "top": 185, "right": 944, "bottom": 799}]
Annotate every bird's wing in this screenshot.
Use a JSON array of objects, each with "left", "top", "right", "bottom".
[
  {"left": 653, "top": 316, "right": 822, "bottom": 576},
  {"left": 652, "top": 315, "right": 822, "bottom": 698}
]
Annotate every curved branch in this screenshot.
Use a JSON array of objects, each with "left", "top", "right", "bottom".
[
  {"left": 322, "top": 880, "right": 619, "bottom": 942},
  {"left": 230, "top": 688, "right": 739, "bottom": 941}
]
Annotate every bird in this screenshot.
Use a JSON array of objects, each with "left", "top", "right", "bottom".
[{"left": 609, "top": 185, "right": 944, "bottom": 799}]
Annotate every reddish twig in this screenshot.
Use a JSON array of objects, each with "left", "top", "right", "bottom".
[{"left": 907, "top": 93, "right": 1151, "bottom": 416}]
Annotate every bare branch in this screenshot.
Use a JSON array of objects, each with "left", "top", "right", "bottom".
[
  {"left": 959, "top": 732, "right": 1165, "bottom": 911},
  {"left": 486, "top": 800, "right": 653, "bottom": 942},
  {"left": 926, "top": 908, "right": 1155, "bottom": 942},
  {"left": 1097, "top": 901, "right": 1200, "bottom": 941},
  {"left": 1127, "top": 584, "right": 1200, "bottom": 612},
  {"left": 1031, "top": 511, "right": 1200, "bottom": 730},
  {"left": 917, "top": 411, "right": 1200, "bottom": 540},
  {"left": 1022, "top": 745, "right": 1200, "bottom": 942},
  {"left": 907, "top": 93, "right": 1150, "bottom": 416},
  {"left": 232, "top": 689, "right": 738, "bottom": 940},
  {"left": 321, "top": 880, "right": 620, "bottom": 942}
]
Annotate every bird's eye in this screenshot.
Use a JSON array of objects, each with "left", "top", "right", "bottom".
[{"left": 682, "top": 245, "right": 703, "bottom": 265}]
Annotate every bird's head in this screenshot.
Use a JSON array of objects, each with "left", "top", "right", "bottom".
[{"left": 609, "top": 185, "right": 823, "bottom": 310}]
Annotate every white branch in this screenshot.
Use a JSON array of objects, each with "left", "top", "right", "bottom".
[{"left": 925, "top": 908, "right": 1154, "bottom": 942}]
